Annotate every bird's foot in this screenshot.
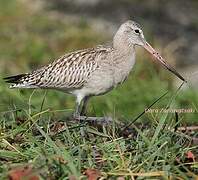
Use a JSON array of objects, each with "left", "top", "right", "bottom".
[
  {"left": 73, "top": 116, "right": 113, "bottom": 125},
  {"left": 72, "top": 116, "right": 113, "bottom": 138}
]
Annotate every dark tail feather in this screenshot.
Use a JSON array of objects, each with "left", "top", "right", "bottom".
[{"left": 3, "top": 74, "right": 27, "bottom": 83}]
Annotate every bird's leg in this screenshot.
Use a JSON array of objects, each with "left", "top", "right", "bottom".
[
  {"left": 73, "top": 94, "right": 85, "bottom": 119},
  {"left": 80, "top": 96, "right": 90, "bottom": 116},
  {"left": 81, "top": 96, "right": 113, "bottom": 125},
  {"left": 73, "top": 95, "right": 87, "bottom": 137},
  {"left": 73, "top": 95, "right": 112, "bottom": 126},
  {"left": 73, "top": 101, "right": 81, "bottom": 118}
]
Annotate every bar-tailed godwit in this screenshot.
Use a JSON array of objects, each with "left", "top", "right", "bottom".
[{"left": 4, "top": 20, "right": 186, "bottom": 118}]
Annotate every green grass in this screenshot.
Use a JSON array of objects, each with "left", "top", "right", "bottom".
[
  {"left": 0, "top": 0, "right": 197, "bottom": 179},
  {"left": 0, "top": 100, "right": 197, "bottom": 179}
]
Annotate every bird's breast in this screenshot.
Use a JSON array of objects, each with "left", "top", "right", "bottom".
[
  {"left": 71, "top": 51, "right": 136, "bottom": 97},
  {"left": 113, "top": 52, "right": 136, "bottom": 86}
]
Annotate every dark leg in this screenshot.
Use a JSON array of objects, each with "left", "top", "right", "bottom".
[
  {"left": 73, "top": 101, "right": 81, "bottom": 118},
  {"left": 73, "top": 95, "right": 87, "bottom": 137},
  {"left": 80, "top": 96, "right": 90, "bottom": 116},
  {"left": 73, "top": 95, "right": 112, "bottom": 125}
]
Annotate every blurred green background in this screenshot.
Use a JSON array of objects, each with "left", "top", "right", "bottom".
[{"left": 0, "top": 0, "right": 197, "bottom": 123}]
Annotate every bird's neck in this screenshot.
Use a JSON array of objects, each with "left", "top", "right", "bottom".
[{"left": 113, "top": 34, "right": 135, "bottom": 55}]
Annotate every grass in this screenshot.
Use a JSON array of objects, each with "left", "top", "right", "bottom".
[
  {"left": 0, "top": 95, "right": 197, "bottom": 179},
  {"left": 0, "top": 0, "right": 197, "bottom": 179}
]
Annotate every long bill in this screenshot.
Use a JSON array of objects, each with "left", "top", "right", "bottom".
[{"left": 143, "top": 41, "right": 187, "bottom": 82}]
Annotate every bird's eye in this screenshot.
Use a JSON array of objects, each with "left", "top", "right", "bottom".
[{"left": 134, "top": 29, "right": 140, "bottom": 34}]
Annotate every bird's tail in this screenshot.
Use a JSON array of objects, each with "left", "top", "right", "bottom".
[{"left": 3, "top": 73, "right": 38, "bottom": 88}]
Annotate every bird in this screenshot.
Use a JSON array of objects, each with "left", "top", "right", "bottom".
[{"left": 4, "top": 20, "right": 186, "bottom": 119}]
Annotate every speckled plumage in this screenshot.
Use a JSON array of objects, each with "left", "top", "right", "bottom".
[{"left": 7, "top": 47, "right": 110, "bottom": 89}]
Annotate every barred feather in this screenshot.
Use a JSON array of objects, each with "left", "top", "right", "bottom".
[{"left": 4, "top": 46, "right": 112, "bottom": 90}]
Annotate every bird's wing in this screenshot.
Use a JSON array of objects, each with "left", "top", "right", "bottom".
[{"left": 5, "top": 47, "right": 112, "bottom": 89}]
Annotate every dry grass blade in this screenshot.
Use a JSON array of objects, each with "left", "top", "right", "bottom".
[{"left": 107, "top": 171, "right": 165, "bottom": 177}]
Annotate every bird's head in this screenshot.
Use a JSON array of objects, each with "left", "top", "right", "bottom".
[
  {"left": 117, "top": 20, "right": 146, "bottom": 47},
  {"left": 114, "top": 20, "right": 186, "bottom": 82}
]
